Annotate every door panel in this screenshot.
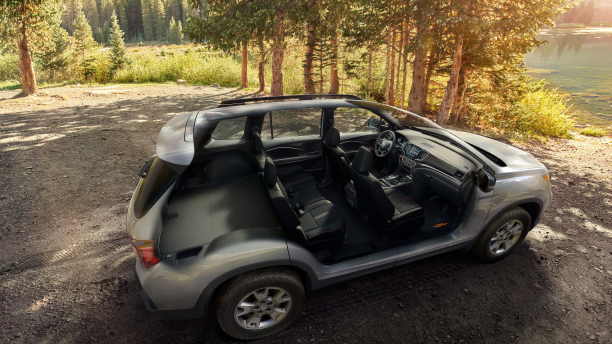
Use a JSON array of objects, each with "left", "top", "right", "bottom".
[
  {"left": 338, "top": 132, "right": 380, "bottom": 161},
  {"left": 262, "top": 135, "right": 325, "bottom": 180}
]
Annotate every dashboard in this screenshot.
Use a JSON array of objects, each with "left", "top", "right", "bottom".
[{"left": 390, "top": 131, "right": 478, "bottom": 206}]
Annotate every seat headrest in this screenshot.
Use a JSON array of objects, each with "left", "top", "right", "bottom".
[
  {"left": 263, "top": 157, "right": 277, "bottom": 187},
  {"left": 351, "top": 147, "right": 373, "bottom": 174},
  {"left": 324, "top": 126, "right": 340, "bottom": 147},
  {"left": 252, "top": 132, "right": 263, "bottom": 153}
]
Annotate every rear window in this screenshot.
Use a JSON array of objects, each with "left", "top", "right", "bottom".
[
  {"left": 212, "top": 117, "right": 247, "bottom": 139},
  {"left": 133, "top": 157, "right": 179, "bottom": 219}
]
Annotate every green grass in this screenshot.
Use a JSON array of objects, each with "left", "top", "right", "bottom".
[
  {"left": 580, "top": 126, "right": 608, "bottom": 137},
  {"left": 0, "top": 81, "right": 22, "bottom": 91}
]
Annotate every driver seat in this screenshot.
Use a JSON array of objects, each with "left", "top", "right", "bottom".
[{"left": 348, "top": 147, "right": 425, "bottom": 237}]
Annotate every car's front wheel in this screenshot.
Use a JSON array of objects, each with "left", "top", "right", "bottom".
[
  {"left": 471, "top": 207, "right": 531, "bottom": 263},
  {"left": 216, "top": 267, "right": 305, "bottom": 340}
]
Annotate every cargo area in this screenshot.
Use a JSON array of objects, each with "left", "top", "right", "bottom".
[{"left": 159, "top": 151, "right": 281, "bottom": 254}]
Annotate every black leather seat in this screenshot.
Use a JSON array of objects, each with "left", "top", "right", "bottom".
[
  {"left": 263, "top": 157, "right": 345, "bottom": 250},
  {"left": 347, "top": 147, "right": 425, "bottom": 237},
  {"left": 252, "top": 132, "right": 267, "bottom": 170},
  {"left": 323, "top": 126, "right": 352, "bottom": 186}
]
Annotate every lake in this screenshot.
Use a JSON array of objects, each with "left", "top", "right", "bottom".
[{"left": 524, "top": 28, "right": 612, "bottom": 127}]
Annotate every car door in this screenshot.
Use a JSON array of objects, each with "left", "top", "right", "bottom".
[
  {"left": 331, "top": 107, "right": 383, "bottom": 162},
  {"left": 260, "top": 108, "right": 326, "bottom": 181}
]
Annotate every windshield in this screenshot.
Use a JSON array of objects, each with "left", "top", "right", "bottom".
[{"left": 349, "top": 101, "right": 442, "bottom": 129}]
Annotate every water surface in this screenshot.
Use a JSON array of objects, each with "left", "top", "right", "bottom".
[{"left": 524, "top": 28, "right": 612, "bottom": 126}]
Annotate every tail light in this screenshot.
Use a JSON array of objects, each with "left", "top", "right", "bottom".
[{"left": 130, "top": 238, "right": 160, "bottom": 269}]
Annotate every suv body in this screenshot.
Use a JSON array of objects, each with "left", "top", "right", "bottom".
[{"left": 127, "top": 95, "right": 551, "bottom": 338}]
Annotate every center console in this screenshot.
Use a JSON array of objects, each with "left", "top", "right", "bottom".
[{"left": 379, "top": 173, "right": 412, "bottom": 189}]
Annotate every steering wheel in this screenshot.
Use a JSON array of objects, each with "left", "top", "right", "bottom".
[{"left": 374, "top": 130, "right": 396, "bottom": 157}]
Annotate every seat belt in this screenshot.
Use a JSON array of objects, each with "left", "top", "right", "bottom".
[{"left": 294, "top": 202, "right": 305, "bottom": 216}]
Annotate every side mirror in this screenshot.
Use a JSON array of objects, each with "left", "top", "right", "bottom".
[
  {"left": 473, "top": 169, "right": 495, "bottom": 193},
  {"left": 366, "top": 117, "right": 380, "bottom": 130}
]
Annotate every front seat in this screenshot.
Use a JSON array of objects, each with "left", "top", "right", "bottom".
[
  {"left": 322, "top": 126, "right": 351, "bottom": 186},
  {"left": 347, "top": 147, "right": 425, "bottom": 237}
]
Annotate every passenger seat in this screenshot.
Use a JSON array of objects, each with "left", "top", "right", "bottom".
[{"left": 263, "top": 157, "right": 345, "bottom": 250}]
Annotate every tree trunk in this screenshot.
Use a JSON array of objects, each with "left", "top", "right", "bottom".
[
  {"left": 258, "top": 43, "right": 265, "bottom": 93},
  {"left": 452, "top": 68, "right": 469, "bottom": 122},
  {"left": 395, "top": 28, "right": 402, "bottom": 107},
  {"left": 421, "top": 46, "right": 436, "bottom": 115},
  {"left": 241, "top": 43, "right": 248, "bottom": 89},
  {"left": 271, "top": 8, "right": 285, "bottom": 96},
  {"left": 367, "top": 45, "right": 372, "bottom": 101},
  {"left": 328, "top": 34, "right": 339, "bottom": 94},
  {"left": 437, "top": 37, "right": 463, "bottom": 125},
  {"left": 18, "top": 24, "right": 37, "bottom": 96},
  {"left": 407, "top": 14, "right": 427, "bottom": 115},
  {"left": 388, "top": 29, "right": 396, "bottom": 106},
  {"left": 384, "top": 27, "right": 391, "bottom": 105},
  {"left": 303, "top": 23, "right": 315, "bottom": 94},
  {"left": 400, "top": 25, "right": 408, "bottom": 109}
]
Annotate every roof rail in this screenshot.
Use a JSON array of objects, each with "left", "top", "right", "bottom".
[{"left": 217, "top": 94, "right": 364, "bottom": 108}]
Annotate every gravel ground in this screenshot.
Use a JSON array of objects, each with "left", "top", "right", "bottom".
[{"left": 0, "top": 84, "right": 611, "bottom": 344}]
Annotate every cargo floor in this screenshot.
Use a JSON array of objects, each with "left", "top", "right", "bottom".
[{"left": 159, "top": 175, "right": 281, "bottom": 254}]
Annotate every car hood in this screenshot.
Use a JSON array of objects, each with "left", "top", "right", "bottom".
[{"left": 447, "top": 130, "right": 545, "bottom": 171}]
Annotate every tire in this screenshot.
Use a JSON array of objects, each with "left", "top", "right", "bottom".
[
  {"left": 471, "top": 207, "right": 531, "bottom": 263},
  {"left": 216, "top": 267, "right": 305, "bottom": 340}
]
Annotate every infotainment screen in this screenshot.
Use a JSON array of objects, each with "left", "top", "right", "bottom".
[{"left": 405, "top": 145, "right": 422, "bottom": 158}]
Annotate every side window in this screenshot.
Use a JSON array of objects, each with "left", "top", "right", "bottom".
[
  {"left": 260, "top": 108, "right": 322, "bottom": 139},
  {"left": 261, "top": 112, "right": 272, "bottom": 139},
  {"left": 333, "top": 107, "right": 380, "bottom": 133},
  {"left": 212, "top": 117, "right": 247, "bottom": 139}
]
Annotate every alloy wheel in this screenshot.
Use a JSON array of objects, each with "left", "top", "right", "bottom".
[
  {"left": 489, "top": 219, "right": 523, "bottom": 255},
  {"left": 234, "top": 287, "right": 292, "bottom": 330}
]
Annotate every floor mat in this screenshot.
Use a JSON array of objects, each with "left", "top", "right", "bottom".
[
  {"left": 318, "top": 184, "right": 380, "bottom": 245},
  {"left": 418, "top": 196, "right": 460, "bottom": 233}
]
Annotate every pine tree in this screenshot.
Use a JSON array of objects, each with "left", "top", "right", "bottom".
[
  {"left": 176, "top": 19, "right": 182, "bottom": 43},
  {"left": 141, "top": 0, "right": 154, "bottom": 40},
  {"left": 168, "top": 17, "right": 177, "bottom": 44},
  {"left": 73, "top": 5, "right": 97, "bottom": 60},
  {"left": 153, "top": 0, "right": 166, "bottom": 40},
  {"left": 109, "top": 10, "right": 128, "bottom": 75},
  {"left": 103, "top": 20, "right": 111, "bottom": 44},
  {"left": 117, "top": 0, "right": 129, "bottom": 35},
  {"left": 35, "top": 24, "right": 70, "bottom": 80}
]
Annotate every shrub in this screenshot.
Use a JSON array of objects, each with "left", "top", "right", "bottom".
[
  {"left": 0, "top": 54, "right": 20, "bottom": 81},
  {"left": 580, "top": 127, "right": 607, "bottom": 137},
  {"left": 504, "top": 88, "right": 574, "bottom": 137}
]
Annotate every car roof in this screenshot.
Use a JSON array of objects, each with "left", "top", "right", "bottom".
[{"left": 156, "top": 98, "right": 364, "bottom": 167}]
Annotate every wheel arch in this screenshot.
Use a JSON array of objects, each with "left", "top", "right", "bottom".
[
  {"left": 198, "top": 261, "right": 315, "bottom": 321},
  {"left": 462, "top": 198, "right": 544, "bottom": 253}
]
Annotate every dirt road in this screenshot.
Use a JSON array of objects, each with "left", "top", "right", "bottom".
[{"left": 0, "top": 85, "right": 610, "bottom": 343}]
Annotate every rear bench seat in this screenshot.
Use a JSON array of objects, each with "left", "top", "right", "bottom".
[{"left": 262, "top": 157, "right": 345, "bottom": 250}]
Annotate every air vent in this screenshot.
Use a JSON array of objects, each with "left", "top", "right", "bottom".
[
  {"left": 417, "top": 151, "right": 429, "bottom": 160},
  {"left": 453, "top": 171, "right": 465, "bottom": 180}
]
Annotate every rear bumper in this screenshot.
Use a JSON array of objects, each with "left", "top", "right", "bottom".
[{"left": 134, "top": 263, "right": 212, "bottom": 320}]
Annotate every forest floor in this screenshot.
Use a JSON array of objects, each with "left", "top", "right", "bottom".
[{"left": 0, "top": 84, "right": 611, "bottom": 344}]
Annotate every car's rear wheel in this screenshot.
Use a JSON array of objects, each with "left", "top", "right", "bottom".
[
  {"left": 471, "top": 207, "right": 531, "bottom": 263},
  {"left": 216, "top": 267, "right": 305, "bottom": 340}
]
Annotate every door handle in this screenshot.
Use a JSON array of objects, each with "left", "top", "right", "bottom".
[{"left": 300, "top": 142, "right": 311, "bottom": 149}]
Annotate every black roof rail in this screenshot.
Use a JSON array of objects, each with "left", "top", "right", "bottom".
[{"left": 217, "top": 94, "right": 364, "bottom": 108}]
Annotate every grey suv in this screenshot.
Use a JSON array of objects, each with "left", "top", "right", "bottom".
[{"left": 127, "top": 95, "right": 551, "bottom": 339}]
